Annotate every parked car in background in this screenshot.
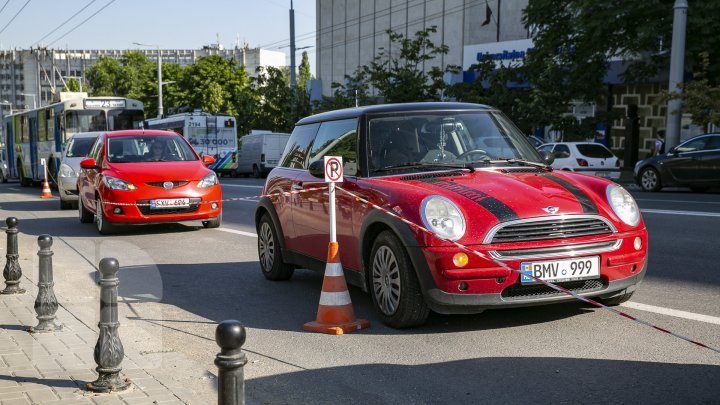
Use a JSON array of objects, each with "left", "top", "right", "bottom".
[
  {"left": 236, "top": 132, "right": 291, "bottom": 178},
  {"left": 538, "top": 142, "right": 620, "bottom": 180},
  {"left": 77, "top": 130, "right": 222, "bottom": 234},
  {"left": 0, "top": 156, "right": 8, "bottom": 183},
  {"left": 634, "top": 133, "right": 720, "bottom": 192},
  {"left": 256, "top": 102, "right": 647, "bottom": 328},
  {"left": 527, "top": 135, "right": 545, "bottom": 148},
  {"left": 58, "top": 132, "right": 102, "bottom": 209}
]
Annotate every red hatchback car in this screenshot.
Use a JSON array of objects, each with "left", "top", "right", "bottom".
[
  {"left": 256, "top": 103, "right": 648, "bottom": 328},
  {"left": 77, "top": 130, "right": 222, "bottom": 234}
]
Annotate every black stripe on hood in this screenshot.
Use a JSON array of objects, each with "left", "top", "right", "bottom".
[
  {"left": 542, "top": 174, "right": 599, "bottom": 214},
  {"left": 421, "top": 178, "right": 519, "bottom": 222}
]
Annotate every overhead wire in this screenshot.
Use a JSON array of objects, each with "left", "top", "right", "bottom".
[
  {"left": 47, "top": 0, "right": 116, "bottom": 47},
  {"left": 32, "top": 0, "right": 97, "bottom": 47},
  {"left": 0, "top": 0, "right": 31, "bottom": 36},
  {"left": 0, "top": 0, "right": 11, "bottom": 18}
]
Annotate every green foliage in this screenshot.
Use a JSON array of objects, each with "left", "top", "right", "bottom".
[
  {"left": 297, "top": 51, "right": 313, "bottom": 91},
  {"left": 62, "top": 78, "right": 84, "bottom": 92},
  {"left": 660, "top": 52, "right": 720, "bottom": 130}
]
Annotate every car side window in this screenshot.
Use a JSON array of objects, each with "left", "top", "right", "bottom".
[
  {"left": 704, "top": 136, "right": 720, "bottom": 150},
  {"left": 307, "top": 119, "right": 358, "bottom": 176},
  {"left": 88, "top": 137, "right": 102, "bottom": 163},
  {"left": 676, "top": 138, "right": 707, "bottom": 153},
  {"left": 538, "top": 145, "right": 553, "bottom": 154},
  {"left": 553, "top": 144, "right": 571, "bottom": 158},
  {"left": 280, "top": 123, "right": 320, "bottom": 169}
]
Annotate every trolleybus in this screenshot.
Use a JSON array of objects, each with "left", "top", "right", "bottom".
[
  {"left": 4, "top": 93, "right": 144, "bottom": 185},
  {"left": 145, "top": 112, "right": 238, "bottom": 176}
]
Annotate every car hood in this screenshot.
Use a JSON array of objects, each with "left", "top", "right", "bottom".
[
  {"left": 362, "top": 168, "right": 617, "bottom": 243},
  {"left": 106, "top": 162, "right": 211, "bottom": 182}
]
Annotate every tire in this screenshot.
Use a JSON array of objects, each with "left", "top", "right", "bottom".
[
  {"left": 598, "top": 290, "right": 634, "bottom": 306},
  {"left": 252, "top": 165, "right": 261, "bottom": 178},
  {"left": 95, "top": 196, "right": 115, "bottom": 235},
  {"left": 369, "top": 231, "right": 430, "bottom": 328},
  {"left": 0, "top": 169, "right": 5, "bottom": 183},
  {"left": 257, "top": 214, "right": 294, "bottom": 281},
  {"left": 78, "top": 197, "right": 93, "bottom": 223},
  {"left": 639, "top": 167, "right": 661, "bottom": 192},
  {"left": 60, "top": 199, "right": 73, "bottom": 210},
  {"left": 202, "top": 212, "right": 222, "bottom": 228}
]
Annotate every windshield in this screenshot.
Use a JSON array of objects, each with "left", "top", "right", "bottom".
[
  {"left": 107, "top": 135, "right": 198, "bottom": 163},
  {"left": 66, "top": 110, "right": 107, "bottom": 133},
  {"left": 368, "top": 111, "right": 541, "bottom": 174},
  {"left": 65, "top": 137, "right": 97, "bottom": 158},
  {"left": 108, "top": 109, "right": 144, "bottom": 130}
]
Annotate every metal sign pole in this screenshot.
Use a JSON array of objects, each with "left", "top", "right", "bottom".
[
  {"left": 328, "top": 182, "right": 336, "bottom": 243},
  {"left": 324, "top": 156, "right": 343, "bottom": 244}
]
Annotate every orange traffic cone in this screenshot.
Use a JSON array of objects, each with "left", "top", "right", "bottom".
[
  {"left": 40, "top": 177, "right": 52, "bottom": 199},
  {"left": 304, "top": 242, "right": 370, "bottom": 335}
]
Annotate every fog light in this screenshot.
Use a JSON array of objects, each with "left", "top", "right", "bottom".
[
  {"left": 113, "top": 207, "right": 123, "bottom": 215},
  {"left": 453, "top": 252, "right": 469, "bottom": 267},
  {"left": 458, "top": 282, "right": 468, "bottom": 291},
  {"left": 211, "top": 202, "right": 218, "bottom": 210},
  {"left": 633, "top": 237, "right": 642, "bottom": 250}
]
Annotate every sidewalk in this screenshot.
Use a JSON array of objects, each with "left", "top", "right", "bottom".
[{"left": 0, "top": 211, "right": 219, "bottom": 404}]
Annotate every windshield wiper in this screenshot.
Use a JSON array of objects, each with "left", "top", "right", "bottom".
[
  {"left": 373, "top": 162, "right": 475, "bottom": 173},
  {"left": 478, "top": 158, "right": 552, "bottom": 171}
]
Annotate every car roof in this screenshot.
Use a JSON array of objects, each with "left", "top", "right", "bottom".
[
  {"left": 296, "top": 102, "right": 495, "bottom": 125},
  {"left": 104, "top": 130, "right": 178, "bottom": 138}
]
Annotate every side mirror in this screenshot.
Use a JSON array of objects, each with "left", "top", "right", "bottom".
[
  {"left": 80, "top": 158, "right": 98, "bottom": 169},
  {"left": 202, "top": 155, "right": 216, "bottom": 165},
  {"left": 540, "top": 151, "right": 555, "bottom": 165},
  {"left": 308, "top": 160, "right": 324, "bottom": 178}
]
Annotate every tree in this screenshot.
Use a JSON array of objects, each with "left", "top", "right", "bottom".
[
  {"left": 85, "top": 56, "right": 128, "bottom": 96},
  {"left": 62, "top": 78, "right": 84, "bottom": 92},
  {"left": 179, "top": 55, "right": 249, "bottom": 116},
  {"left": 297, "top": 51, "right": 312, "bottom": 92},
  {"left": 661, "top": 52, "right": 720, "bottom": 131},
  {"left": 250, "top": 66, "right": 294, "bottom": 132},
  {"left": 332, "top": 26, "right": 459, "bottom": 104}
]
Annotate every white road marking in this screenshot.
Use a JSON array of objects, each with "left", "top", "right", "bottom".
[
  {"left": 620, "top": 301, "right": 720, "bottom": 325},
  {"left": 641, "top": 209, "right": 720, "bottom": 218},
  {"left": 637, "top": 198, "right": 720, "bottom": 205},
  {"left": 216, "top": 227, "right": 258, "bottom": 238},
  {"left": 221, "top": 184, "right": 264, "bottom": 189}
]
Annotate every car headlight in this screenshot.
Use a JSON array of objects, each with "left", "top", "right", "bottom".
[
  {"left": 420, "top": 196, "right": 466, "bottom": 241},
  {"left": 606, "top": 184, "right": 640, "bottom": 226},
  {"left": 198, "top": 172, "right": 218, "bottom": 188},
  {"left": 58, "top": 163, "right": 76, "bottom": 178},
  {"left": 103, "top": 175, "right": 136, "bottom": 191}
]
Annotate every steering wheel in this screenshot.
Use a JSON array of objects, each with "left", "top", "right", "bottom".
[{"left": 456, "top": 149, "right": 489, "bottom": 161}]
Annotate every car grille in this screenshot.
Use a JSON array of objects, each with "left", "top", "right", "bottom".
[
  {"left": 486, "top": 216, "right": 614, "bottom": 244},
  {"left": 501, "top": 279, "right": 605, "bottom": 299},
  {"left": 136, "top": 198, "right": 201, "bottom": 215},
  {"left": 400, "top": 171, "right": 465, "bottom": 181},
  {"left": 145, "top": 181, "right": 189, "bottom": 188}
]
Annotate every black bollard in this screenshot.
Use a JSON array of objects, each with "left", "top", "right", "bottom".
[
  {"left": 86, "top": 258, "right": 128, "bottom": 393},
  {"left": 215, "top": 320, "right": 247, "bottom": 405},
  {"left": 30, "top": 235, "right": 62, "bottom": 333},
  {"left": 2, "top": 217, "right": 25, "bottom": 295}
]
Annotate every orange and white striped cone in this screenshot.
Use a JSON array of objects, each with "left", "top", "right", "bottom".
[
  {"left": 40, "top": 177, "right": 52, "bottom": 199},
  {"left": 304, "top": 241, "right": 370, "bottom": 335}
]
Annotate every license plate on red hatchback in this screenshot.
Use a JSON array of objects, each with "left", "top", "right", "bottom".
[
  {"left": 150, "top": 198, "right": 190, "bottom": 209},
  {"left": 520, "top": 256, "right": 600, "bottom": 284}
]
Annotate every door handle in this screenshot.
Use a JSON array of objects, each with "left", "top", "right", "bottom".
[{"left": 291, "top": 184, "right": 304, "bottom": 191}]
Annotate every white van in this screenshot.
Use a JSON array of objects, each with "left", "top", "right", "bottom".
[{"left": 236, "top": 132, "right": 290, "bottom": 178}]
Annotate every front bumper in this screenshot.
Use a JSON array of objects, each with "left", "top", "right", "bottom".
[
  {"left": 99, "top": 186, "right": 222, "bottom": 224},
  {"left": 58, "top": 176, "right": 79, "bottom": 201}
]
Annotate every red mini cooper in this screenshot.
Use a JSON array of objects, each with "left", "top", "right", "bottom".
[
  {"left": 77, "top": 130, "right": 222, "bottom": 234},
  {"left": 255, "top": 103, "right": 647, "bottom": 328}
]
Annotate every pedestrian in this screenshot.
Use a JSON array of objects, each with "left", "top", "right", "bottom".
[{"left": 651, "top": 130, "right": 665, "bottom": 156}]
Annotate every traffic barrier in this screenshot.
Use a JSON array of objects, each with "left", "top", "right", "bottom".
[
  {"left": 40, "top": 177, "right": 52, "bottom": 199},
  {"left": 1, "top": 217, "right": 25, "bottom": 295},
  {"left": 215, "top": 320, "right": 248, "bottom": 405},
  {"left": 304, "top": 242, "right": 370, "bottom": 335},
  {"left": 29, "top": 235, "right": 62, "bottom": 333},
  {"left": 86, "top": 257, "right": 129, "bottom": 393},
  {"left": 336, "top": 186, "right": 720, "bottom": 354}
]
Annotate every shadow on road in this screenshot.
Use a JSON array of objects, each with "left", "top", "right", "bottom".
[
  {"left": 11, "top": 216, "right": 206, "bottom": 238},
  {"left": 246, "top": 357, "right": 720, "bottom": 404},
  {"left": 102, "top": 261, "right": 596, "bottom": 336}
]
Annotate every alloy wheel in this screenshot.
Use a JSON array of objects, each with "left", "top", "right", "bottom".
[
  {"left": 641, "top": 169, "right": 658, "bottom": 191},
  {"left": 372, "top": 245, "right": 401, "bottom": 316},
  {"left": 258, "top": 222, "right": 275, "bottom": 271}
]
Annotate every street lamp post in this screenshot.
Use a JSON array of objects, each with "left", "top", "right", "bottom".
[
  {"left": 133, "top": 42, "right": 163, "bottom": 118},
  {"left": 19, "top": 93, "right": 36, "bottom": 109}
]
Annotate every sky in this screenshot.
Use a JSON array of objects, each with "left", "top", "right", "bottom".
[{"left": 0, "top": 0, "right": 316, "bottom": 69}]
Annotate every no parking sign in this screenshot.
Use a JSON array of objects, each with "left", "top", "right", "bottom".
[{"left": 324, "top": 156, "right": 343, "bottom": 183}]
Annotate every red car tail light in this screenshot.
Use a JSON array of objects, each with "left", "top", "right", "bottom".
[{"left": 576, "top": 158, "right": 589, "bottom": 167}]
